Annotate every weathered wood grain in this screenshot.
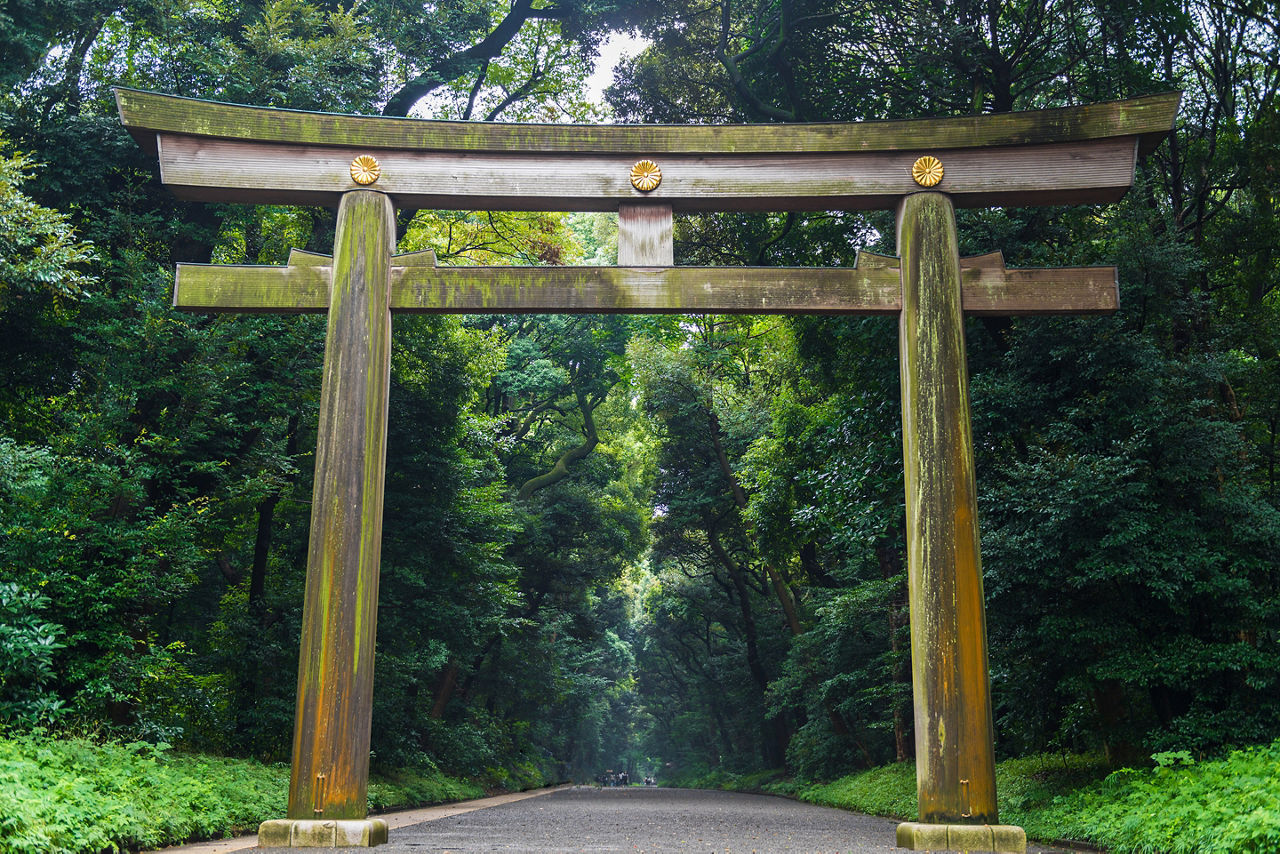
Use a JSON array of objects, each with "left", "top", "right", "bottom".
[
  {"left": 116, "top": 87, "right": 1178, "bottom": 156},
  {"left": 125, "top": 85, "right": 1157, "bottom": 850},
  {"left": 287, "top": 248, "right": 331, "bottom": 267},
  {"left": 618, "top": 204, "right": 674, "bottom": 265},
  {"left": 287, "top": 190, "right": 394, "bottom": 823},
  {"left": 395, "top": 264, "right": 901, "bottom": 313},
  {"left": 897, "top": 191, "right": 999, "bottom": 826},
  {"left": 393, "top": 249, "right": 438, "bottom": 267},
  {"left": 174, "top": 255, "right": 1117, "bottom": 315},
  {"left": 154, "top": 134, "right": 1141, "bottom": 210},
  {"left": 174, "top": 262, "right": 330, "bottom": 311},
  {"left": 961, "top": 256, "right": 1118, "bottom": 315}
]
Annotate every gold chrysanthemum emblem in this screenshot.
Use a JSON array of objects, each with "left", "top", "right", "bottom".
[
  {"left": 630, "top": 160, "right": 662, "bottom": 192},
  {"left": 911, "top": 155, "right": 944, "bottom": 187},
  {"left": 350, "top": 155, "right": 382, "bottom": 185}
]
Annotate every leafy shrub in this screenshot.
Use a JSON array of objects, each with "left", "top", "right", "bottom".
[
  {"left": 793, "top": 744, "right": 1280, "bottom": 854},
  {"left": 994, "top": 751, "right": 1111, "bottom": 820},
  {"left": 420, "top": 717, "right": 498, "bottom": 777},
  {"left": 664, "top": 766, "right": 739, "bottom": 789},
  {"left": 502, "top": 759, "right": 547, "bottom": 792},
  {"left": 0, "top": 144, "right": 96, "bottom": 308},
  {"left": 1038, "top": 741, "right": 1280, "bottom": 853},
  {"left": 0, "top": 582, "right": 66, "bottom": 726},
  {"left": 0, "top": 734, "right": 287, "bottom": 853},
  {"left": 0, "top": 733, "right": 483, "bottom": 854},
  {"left": 366, "top": 767, "right": 482, "bottom": 811},
  {"left": 798, "top": 761, "right": 919, "bottom": 820},
  {"left": 783, "top": 715, "right": 868, "bottom": 781}
]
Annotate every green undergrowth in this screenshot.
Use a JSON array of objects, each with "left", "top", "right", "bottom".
[
  {"left": 665, "top": 766, "right": 794, "bottom": 794},
  {"left": 680, "top": 741, "right": 1280, "bottom": 853},
  {"left": 1025, "top": 742, "right": 1280, "bottom": 854},
  {"left": 0, "top": 732, "right": 485, "bottom": 854},
  {"left": 794, "top": 741, "right": 1280, "bottom": 853}
]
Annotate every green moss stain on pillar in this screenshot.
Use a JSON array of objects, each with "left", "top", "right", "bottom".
[
  {"left": 287, "top": 190, "right": 395, "bottom": 821},
  {"left": 896, "top": 191, "right": 999, "bottom": 825}
]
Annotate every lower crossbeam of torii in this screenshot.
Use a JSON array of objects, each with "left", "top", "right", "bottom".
[{"left": 117, "top": 88, "right": 1178, "bottom": 852}]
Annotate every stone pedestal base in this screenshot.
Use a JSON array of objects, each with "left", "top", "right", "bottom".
[
  {"left": 258, "top": 818, "right": 388, "bottom": 848},
  {"left": 896, "top": 822, "right": 1026, "bottom": 853}
]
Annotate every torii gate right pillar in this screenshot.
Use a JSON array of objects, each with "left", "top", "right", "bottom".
[{"left": 895, "top": 191, "right": 1023, "bottom": 853}]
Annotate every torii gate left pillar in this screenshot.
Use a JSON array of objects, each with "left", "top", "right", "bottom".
[
  {"left": 115, "top": 87, "right": 1177, "bottom": 852},
  {"left": 262, "top": 190, "right": 395, "bottom": 847}
]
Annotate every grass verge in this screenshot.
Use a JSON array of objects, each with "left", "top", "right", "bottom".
[
  {"left": 0, "top": 733, "right": 485, "bottom": 854},
  {"left": 795, "top": 741, "right": 1280, "bottom": 853}
]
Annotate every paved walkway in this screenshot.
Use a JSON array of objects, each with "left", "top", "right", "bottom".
[
  {"left": 376, "top": 786, "right": 903, "bottom": 852},
  {"left": 148, "top": 786, "right": 1083, "bottom": 853}
]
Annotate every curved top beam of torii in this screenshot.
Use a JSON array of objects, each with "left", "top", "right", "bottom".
[
  {"left": 115, "top": 88, "right": 1178, "bottom": 213},
  {"left": 116, "top": 88, "right": 1179, "bottom": 317}
]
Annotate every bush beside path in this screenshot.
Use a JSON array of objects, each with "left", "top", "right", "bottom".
[{"left": 0, "top": 734, "right": 484, "bottom": 854}]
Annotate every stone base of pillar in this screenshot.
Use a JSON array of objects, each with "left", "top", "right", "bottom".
[
  {"left": 896, "top": 821, "right": 1026, "bottom": 852},
  {"left": 258, "top": 818, "right": 388, "bottom": 848}
]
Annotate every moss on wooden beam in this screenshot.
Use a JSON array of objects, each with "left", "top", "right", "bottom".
[
  {"left": 116, "top": 88, "right": 1179, "bottom": 157},
  {"left": 173, "top": 254, "right": 1117, "bottom": 315}
]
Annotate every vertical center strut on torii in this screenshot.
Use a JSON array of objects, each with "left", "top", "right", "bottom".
[{"left": 117, "top": 88, "right": 1178, "bottom": 851}]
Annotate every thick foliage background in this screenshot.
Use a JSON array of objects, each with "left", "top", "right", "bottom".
[{"left": 0, "top": 0, "right": 1277, "bottom": 824}]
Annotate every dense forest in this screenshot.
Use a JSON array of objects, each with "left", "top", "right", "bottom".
[{"left": 1, "top": 0, "right": 1278, "bottom": 798}]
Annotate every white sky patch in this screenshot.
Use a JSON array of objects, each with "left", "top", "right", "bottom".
[{"left": 585, "top": 31, "right": 651, "bottom": 111}]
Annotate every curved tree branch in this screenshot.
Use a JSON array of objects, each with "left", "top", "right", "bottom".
[
  {"left": 516, "top": 387, "right": 599, "bottom": 500},
  {"left": 462, "top": 60, "right": 491, "bottom": 120},
  {"left": 383, "top": 0, "right": 551, "bottom": 116},
  {"left": 715, "top": 0, "right": 796, "bottom": 121}
]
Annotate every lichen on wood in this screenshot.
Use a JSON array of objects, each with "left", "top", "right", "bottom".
[
  {"left": 287, "top": 189, "right": 395, "bottom": 822},
  {"left": 897, "top": 191, "right": 999, "bottom": 825},
  {"left": 173, "top": 255, "right": 1116, "bottom": 316},
  {"left": 115, "top": 87, "right": 1178, "bottom": 156}
]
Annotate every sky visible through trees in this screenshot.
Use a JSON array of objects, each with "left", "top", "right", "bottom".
[{"left": 0, "top": 0, "right": 1278, "bottom": 796}]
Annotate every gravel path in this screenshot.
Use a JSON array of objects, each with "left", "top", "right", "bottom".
[
  {"left": 348, "top": 786, "right": 1079, "bottom": 853},
  {"left": 148, "top": 784, "right": 1092, "bottom": 854},
  {"left": 376, "top": 786, "right": 898, "bottom": 852}
]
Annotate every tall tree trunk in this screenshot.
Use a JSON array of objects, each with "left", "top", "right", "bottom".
[
  {"left": 249, "top": 414, "right": 300, "bottom": 613},
  {"left": 708, "top": 526, "right": 769, "bottom": 694},
  {"left": 430, "top": 660, "right": 460, "bottom": 719},
  {"left": 878, "top": 537, "right": 911, "bottom": 762},
  {"left": 708, "top": 524, "right": 786, "bottom": 766},
  {"left": 707, "top": 410, "right": 803, "bottom": 635},
  {"left": 710, "top": 697, "right": 736, "bottom": 761},
  {"left": 456, "top": 633, "right": 506, "bottom": 707},
  {"left": 235, "top": 415, "right": 301, "bottom": 748},
  {"left": 39, "top": 12, "right": 110, "bottom": 118}
]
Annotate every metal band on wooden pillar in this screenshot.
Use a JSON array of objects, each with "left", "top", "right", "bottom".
[
  {"left": 116, "top": 86, "right": 1177, "bottom": 852},
  {"left": 897, "top": 190, "right": 997, "bottom": 826}
]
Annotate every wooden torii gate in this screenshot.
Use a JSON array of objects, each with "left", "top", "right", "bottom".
[{"left": 116, "top": 88, "right": 1177, "bottom": 851}]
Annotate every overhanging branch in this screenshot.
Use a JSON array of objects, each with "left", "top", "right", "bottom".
[
  {"left": 383, "top": 0, "right": 554, "bottom": 116},
  {"left": 516, "top": 387, "right": 599, "bottom": 500}
]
